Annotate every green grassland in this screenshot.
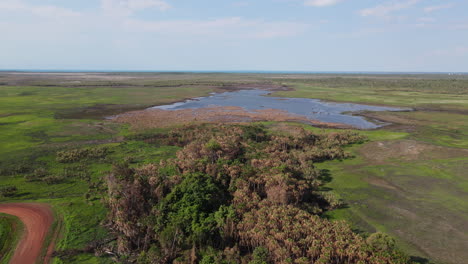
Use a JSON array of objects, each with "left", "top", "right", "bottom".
[
  {"left": 318, "top": 133, "right": 468, "bottom": 263},
  {"left": 0, "top": 84, "right": 220, "bottom": 158},
  {"left": 270, "top": 77, "right": 468, "bottom": 111},
  {"left": 0, "top": 73, "right": 467, "bottom": 263},
  {"left": 0, "top": 73, "right": 222, "bottom": 263},
  {"left": 267, "top": 76, "right": 468, "bottom": 264}
]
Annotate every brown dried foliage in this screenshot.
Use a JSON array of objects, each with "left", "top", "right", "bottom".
[
  {"left": 113, "top": 107, "right": 349, "bottom": 130},
  {"left": 104, "top": 124, "right": 409, "bottom": 264}
]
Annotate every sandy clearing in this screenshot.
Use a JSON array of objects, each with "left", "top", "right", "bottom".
[{"left": 0, "top": 203, "right": 54, "bottom": 264}]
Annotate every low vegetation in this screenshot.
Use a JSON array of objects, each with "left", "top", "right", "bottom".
[
  {"left": 271, "top": 76, "right": 468, "bottom": 111},
  {"left": 0, "top": 186, "right": 18, "bottom": 198}
]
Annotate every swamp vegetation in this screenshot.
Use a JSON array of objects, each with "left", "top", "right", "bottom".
[{"left": 104, "top": 124, "right": 408, "bottom": 263}]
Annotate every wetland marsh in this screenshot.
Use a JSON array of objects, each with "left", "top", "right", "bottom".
[
  {"left": 0, "top": 72, "right": 467, "bottom": 264},
  {"left": 151, "top": 89, "right": 408, "bottom": 129}
]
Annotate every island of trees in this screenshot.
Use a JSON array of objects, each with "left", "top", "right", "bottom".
[{"left": 101, "top": 124, "right": 409, "bottom": 263}]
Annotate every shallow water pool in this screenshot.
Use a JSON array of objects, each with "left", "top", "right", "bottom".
[{"left": 152, "top": 89, "right": 408, "bottom": 129}]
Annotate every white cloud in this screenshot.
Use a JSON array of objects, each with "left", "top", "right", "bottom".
[
  {"left": 304, "top": 0, "right": 341, "bottom": 7},
  {"left": 452, "top": 24, "right": 468, "bottom": 30},
  {"left": 123, "top": 17, "right": 310, "bottom": 39},
  {"left": 453, "top": 47, "right": 468, "bottom": 55},
  {"left": 423, "top": 3, "right": 453, "bottom": 13},
  {"left": 0, "top": 1, "right": 309, "bottom": 41},
  {"left": 124, "top": 17, "right": 243, "bottom": 33},
  {"left": 433, "top": 46, "right": 468, "bottom": 57},
  {"left": 232, "top": 1, "right": 250, "bottom": 7},
  {"left": 418, "top": 17, "right": 435, "bottom": 22},
  {"left": 101, "top": 0, "right": 171, "bottom": 17},
  {"left": 332, "top": 28, "right": 386, "bottom": 39},
  {"left": 360, "top": 0, "right": 421, "bottom": 18},
  {"left": 0, "top": 0, "right": 26, "bottom": 10},
  {"left": 0, "top": 0, "right": 81, "bottom": 18},
  {"left": 31, "top": 6, "right": 81, "bottom": 18},
  {"left": 413, "top": 16, "right": 434, "bottom": 27}
]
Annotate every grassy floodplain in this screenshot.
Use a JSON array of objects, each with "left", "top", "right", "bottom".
[
  {"left": 0, "top": 72, "right": 467, "bottom": 263},
  {"left": 268, "top": 75, "right": 468, "bottom": 264}
]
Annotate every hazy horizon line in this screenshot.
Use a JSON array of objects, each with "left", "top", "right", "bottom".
[{"left": 1, "top": 69, "right": 467, "bottom": 75}]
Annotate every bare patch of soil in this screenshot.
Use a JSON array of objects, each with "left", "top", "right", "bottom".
[
  {"left": 364, "top": 112, "right": 422, "bottom": 126},
  {"left": 268, "top": 123, "right": 314, "bottom": 136},
  {"left": 389, "top": 205, "right": 418, "bottom": 220},
  {"left": 359, "top": 112, "right": 421, "bottom": 133},
  {"left": 0, "top": 203, "right": 54, "bottom": 264},
  {"left": 359, "top": 140, "right": 468, "bottom": 163},
  {"left": 366, "top": 176, "right": 400, "bottom": 191},
  {"left": 113, "top": 107, "right": 350, "bottom": 130}
]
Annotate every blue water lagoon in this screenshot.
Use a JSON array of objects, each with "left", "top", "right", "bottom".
[{"left": 152, "top": 89, "right": 409, "bottom": 129}]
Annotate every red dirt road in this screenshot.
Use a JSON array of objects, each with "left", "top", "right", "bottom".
[{"left": 0, "top": 203, "right": 54, "bottom": 264}]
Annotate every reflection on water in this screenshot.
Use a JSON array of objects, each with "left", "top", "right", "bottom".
[{"left": 152, "top": 90, "right": 408, "bottom": 129}]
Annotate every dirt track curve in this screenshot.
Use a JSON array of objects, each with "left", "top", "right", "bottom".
[{"left": 0, "top": 203, "right": 54, "bottom": 264}]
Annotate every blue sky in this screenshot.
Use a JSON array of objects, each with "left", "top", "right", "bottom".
[{"left": 0, "top": 0, "right": 467, "bottom": 72}]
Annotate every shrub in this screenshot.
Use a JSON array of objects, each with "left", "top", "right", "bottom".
[
  {"left": 0, "top": 162, "right": 33, "bottom": 175},
  {"left": 205, "top": 139, "right": 222, "bottom": 151},
  {"left": 249, "top": 247, "right": 269, "bottom": 264},
  {"left": 56, "top": 147, "right": 109, "bottom": 163},
  {"left": 0, "top": 186, "right": 17, "bottom": 197},
  {"left": 62, "top": 167, "right": 90, "bottom": 181},
  {"left": 123, "top": 156, "right": 137, "bottom": 164},
  {"left": 200, "top": 255, "right": 216, "bottom": 264},
  {"left": 366, "top": 232, "right": 396, "bottom": 252},
  {"left": 43, "top": 175, "right": 65, "bottom": 185},
  {"left": 320, "top": 191, "right": 345, "bottom": 209},
  {"left": 24, "top": 167, "right": 48, "bottom": 182}
]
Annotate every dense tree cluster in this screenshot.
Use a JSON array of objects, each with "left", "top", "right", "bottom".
[{"left": 104, "top": 124, "right": 409, "bottom": 263}]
